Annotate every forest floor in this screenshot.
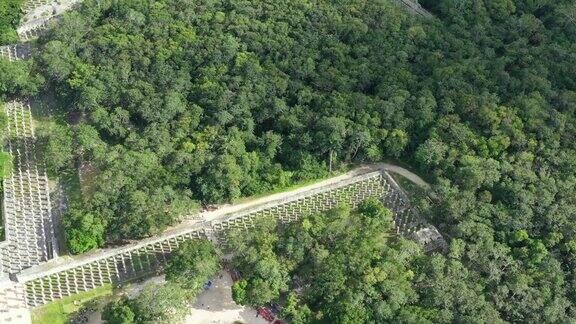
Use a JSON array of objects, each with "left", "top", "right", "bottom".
[{"left": 78, "top": 271, "right": 267, "bottom": 324}]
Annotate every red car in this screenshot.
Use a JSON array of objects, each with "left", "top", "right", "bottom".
[{"left": 257, "top": 307, "right": 276, "bottom": 322}]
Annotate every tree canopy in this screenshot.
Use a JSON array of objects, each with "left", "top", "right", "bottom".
[
  {"left": 0, "top": 57, "right": 43, "bottom": 100},
  {"left": 103, "top": 283, "right": 189, "bottom": 324},
  {"left": 228, "top": 200, "right": 430, "bottom": 323},
  {"left": 0, "top": 0, "right": 22, "bottom": 45},
  {"left": 165, "top": 238, "right": 220, "bottom": 296}
]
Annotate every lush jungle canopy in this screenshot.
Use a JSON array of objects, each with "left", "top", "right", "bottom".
[
  {"left": 228, "top": 199, "right": 424, "bottom": 323},
  {"left": 4, "top": 0, "right": 575, "bottom": 321}
]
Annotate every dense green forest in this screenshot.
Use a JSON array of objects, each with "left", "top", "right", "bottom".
[
  {"left": 1, "top": 0, "right": 572, "bottom": 321},
  {"left": 228, "top": 199, "right": 425, "bottom": 323},
  {"left": 0, "top": 0, "right": 23, "bottom": 45}
]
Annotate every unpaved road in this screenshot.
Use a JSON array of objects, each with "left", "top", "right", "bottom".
[
  {"left": 187, "top": 271, "right": 269, "bottom": 324},
  {"left": 86, "top": 271, "right": 268, "bottom": 324},
  {"left": 378, "top": 163, "right": 431, "bottom": 190}
]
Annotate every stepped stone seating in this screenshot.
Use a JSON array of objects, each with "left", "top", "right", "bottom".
[
  {"left": 0, "top": 37, "right": 60, "bottom": 313},
  {"left": 17, "top": 0, "right": 84, "bottom": 43},
  {"left": 411, "top": 227, "right": 447, "bottom": 253},
  {"left": 0, "top": 281, "right": 30, "bottom": 323},
  {"left": 0, "top": 101, "right": 57, "bottom": 275},
  {"left": 18, "top": 28, "right": 43, "bottom": 42},
  {"left": 0, "top": 43, "right": 32, "bottom": 61},
  {"left": 14, "top": 169, "right": 447, "bottom": 307},
  {"left": 0, "top": 17, "right": 57, "bottom": 316},
  {"left": 22, "top": 0, "right": 54, "bottom": 13},
  {"left": 22, "top": 0, "right": 82, "bottom": 15}
]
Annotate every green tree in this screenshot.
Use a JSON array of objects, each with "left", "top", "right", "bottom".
[
  {"left": 76, "top": 124, "right": 107, "bottom": 160},
  {"left": 315, "top": 116, "right": 348, "bottom": 172},
  {"left": 131, "top": 283, "right": 189, "bottom": 324},
  {"left": 0, "top": 0, "right": 23, "bottom": 45},
  {"left": 281, "top": 292, "right": 312, "bottom": 324},
  {"left": 413, "top": 255, "right": 502, "bottom": 323},
  {"left": 383, "top": 129, "right": 409, "bottom": 158},
  {"left": 231, "top": 279, "right": 248, "bottom": 305},
  {"left": 197, "top": 154, "right": 243, "bottom": 203},
  {"left": 0, "top": 58, "right": 44, "bottom": 99},
  {"left": 228, "top": 221, "right": 290, "bottom": 306},
  {"left": 230, "top": 201, "right": 423, "bottom": 322},
  {"left": 415, "top": 138, "right": 449, "bottom": 167},
  {"left": 102, "top": 298, "right": 135, "bottom": 324},
  {"left": 37, "top": 122, "right": 74, "bottom": 175},
  {"left": 165, "top": 239, "right": 220, "bottom": 296},
  {"left": 62, "top": 206, "right": 105, "bottom": 254}
]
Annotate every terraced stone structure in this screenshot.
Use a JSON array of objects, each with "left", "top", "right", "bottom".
[
  {"left": 18, "top": 0, "right": 83, "bottom": 40},
  {"left": 0, "top": 43, "right": 32, "bottom": 61},
  {"left": 21, "top": 0, "right": 55, "bottom": 12},
  {"left": 1, "top": 46, "right": 55, "bottom": 322},
  {"left": 14, "top": 168, "right": 445, "bottom": 307},
  {"left": 1, "top": 101, "right": 57, "bottom": 275}
]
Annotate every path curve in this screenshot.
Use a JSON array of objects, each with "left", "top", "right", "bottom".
[{"left": 378, "top": 163, "right": 431, "bottom": 190}]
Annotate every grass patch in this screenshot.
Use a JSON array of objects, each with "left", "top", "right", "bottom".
[
  {"left": 1, "top": 105, "right": 11, "bottom": 241},
  {"left": 32, "top": 284, "right": 113, "bottom": 324}
]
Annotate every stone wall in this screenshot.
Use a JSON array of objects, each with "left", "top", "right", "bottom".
[{"left": 19, "top": 170, "right": 404, "bottom": 307}]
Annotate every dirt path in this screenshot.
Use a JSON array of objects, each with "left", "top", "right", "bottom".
[
  {"left": 85, "top": 271, "right": 268, "bottom": 324},
  {"left": 378, "top": 163, "right": 431, "bottom": 190},
  {"left": 187, "top": 271, "right": 268, "bottom": 324},
  {"left": 194, "top": 165, "right": 379, "bottom": 224}
]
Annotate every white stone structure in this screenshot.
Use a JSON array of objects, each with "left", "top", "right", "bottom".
[
  {"left": 11, "top": 167, "right": 446, "bottom": 307},
  {"left": 19, "top": 0, "right": 83, "bottom": 41},
  {"left": 0, "top": 43, "right": 31, "bottom": 61},
  {"left": 1, "top": 101, "right": 57, "bottom": 275},
  {"left": 1, "top": 48, "right": 53, "bottom": 323}
]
